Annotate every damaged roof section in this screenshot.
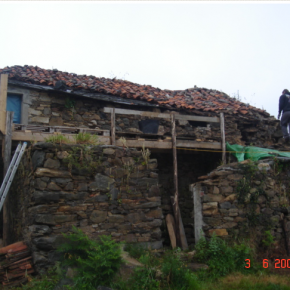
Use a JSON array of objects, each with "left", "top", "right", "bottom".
[{"left": 0, "top": 65, "right": 268, "bottom": 117}]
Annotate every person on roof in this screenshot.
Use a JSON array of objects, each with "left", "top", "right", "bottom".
[{"left": 278, "top": 89, "right": 290, "bottom": 143}]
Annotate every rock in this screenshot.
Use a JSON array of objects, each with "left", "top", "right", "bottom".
[
  {"left": 105, "top": 168, "right": 127, "bottom": 178},
  {"left": 203, "top": 208, "right": 219, "bottom": 216},
  {"left": 203, "top": 202, "right": 218, "bottom": 210},
  {"left": 64, "top": 182, "right": 74, "bottom": 191},
  {"left": 110, "top": 188, "right": 119, "bottom": 200},
  {"left": 218, "top": 222, "right": 237, "bottom": 229},
  {"left": 213, "top": 186, "right": 220, "bottom": 194},
  {"left": 220, "top": 202, "right": 232, "bottom": 209},
  {"left": 33, "top": 235, "right": 65, "bottom": 250},
  {"left": 224, "top": 194, "right": 237, "bottom": 201},
  {"left": 35, "top": 168, "right": 71, "bottom": 178},
  {"left": 49, "top": 116, "right": 64, "bottom": 126},
  {"left": 91, "top": 174, "right": 115, "bottom": 192},
  {"left": 47, "top": 182, "right": 62, "bottom": 191},
  {"left": 103, "top": 148, "right": 115, "bottom": 155},
  {"left": 54, "top": 215, "right": 77, "bottom": 223},
  {"left": 32, "top": 252, "right": 47, "bottom": 264},
  {"left": 35, "top": 214, "right": 56, "bottom": 225},
  {"left": 108, "top": 215, "right": 125, "bottom": 223},
  {"left": 126, "top": 212, "right": 145, "bottom": 223},
  {"left": 90, "top": 210, "right": 107, "bottom": 223},
  {"left": 209, "top": 229, "right": 228, "bottom": 236},
  {"left": 35, "top": 178, "right": 47, "bottom": 190},
  {"left": 29, "top": 225, "right": 52, "bottom": 236},
  {"left": 122, "top": 157, "right": 135, "bottom": 166},
  {"left": 204, "top": 194, "right": 224, "bottom": 202},
  {"left": 135, "top": 202, "right": 161, "bottom": 209},
  {"left": 33, "top": 191, "right": 60, "bottom": 204},
  {"left": 56, "top": 151, "right": 69, "bottom": 159},
  {"left": 52, "top": 178, "right": 72, "bottom": 187},
  {"left": 146, "top": 208, "right": 163, "bottom": 219},
  {"left": 32, "top": 150, "right": 46, "bottom": 171},
  {"left": 258, "top": 163, "right": 271, "bottom": 171}
]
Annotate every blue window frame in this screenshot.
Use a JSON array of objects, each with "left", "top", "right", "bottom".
[{"left": 7, "top": 94, "right": 22, "bottom": 124}]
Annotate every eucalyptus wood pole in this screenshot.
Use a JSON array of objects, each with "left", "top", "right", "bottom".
[
  {"left": 0, "top": 74, "right": 8, "bottom": 135},
  {"left": 111, "top": 108, "right": 116, "bottom": 145},
  {"left": 171, "top": 113, "right": 181, "bottom": 247},
  {"left": 220, "top": 112, "right": 226, "bottom": 165},
  {"left": 2, "top": 111, "right": 14, "bottom": 246}
]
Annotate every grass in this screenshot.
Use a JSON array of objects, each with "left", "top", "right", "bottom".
[
  {"left": 44, "top": 132, "right": 99, "bottom": 145},
  {"left": 200, "top": 272, "right": 290, "bottom": 290},
  {"left": 9, "top": 235, "right": 290, "bottom": 290},
  {"left": 44, "top": 133, "right": 70, "bottom": 144},
  {"left": 73, "top": 132, "right": 99, "bottom": 145}
]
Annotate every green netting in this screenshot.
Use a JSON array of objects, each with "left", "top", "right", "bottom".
[{"left": 226, "top": 142, "right": 290, "bottom": 162}]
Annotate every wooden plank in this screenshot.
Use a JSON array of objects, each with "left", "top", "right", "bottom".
[
  {"left": 10, "top": 132, "right": 111, "bottom": 144},
  {"left": 170, "top": 196, "right": 188, "bottom": 250},
  {"left": 115, "top": 139, "right": 222, "bottom": 149},
  {"left": 104, "top": 107, "right": 220, "bottom": 123},
  {"left": 220, "top": 112, "right": 226, "bottom": 164},
  {"left": 2, "top": 112, "right": 14, "bottom": 246},
  {"left": 3, "top": 132, "right": 221, "bottom": 150},
  {"left": 171, "top": 113, "right": 181, "bottom": 247},
  {"left": 0, "top": 74, "right": 8, "bottom": 135},
  {"left": 111, "top": 108, "right": 115, "bottom": 145},
  {"left": 166, "top": 214, "right": 177, "bottom": 249}
]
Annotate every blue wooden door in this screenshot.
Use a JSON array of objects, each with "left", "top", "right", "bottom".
[{"left": 7, "top": 94, "right": 21, "bottom": 124}]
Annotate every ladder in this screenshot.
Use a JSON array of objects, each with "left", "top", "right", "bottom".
[{"left": 0, "top": 142, "right": 27, "bottom": 212}]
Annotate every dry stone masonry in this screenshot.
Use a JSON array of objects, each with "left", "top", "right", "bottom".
[
  {"left": 12, "top": 143, "right": 163, "bottom": 271},
  {"left": 193, "top": 158, "right": 290, "bottom": 254}
]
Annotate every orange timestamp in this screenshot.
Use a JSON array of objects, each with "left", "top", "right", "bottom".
[{"left": 245, "top": 259, "right": 290, "bottom": 268}]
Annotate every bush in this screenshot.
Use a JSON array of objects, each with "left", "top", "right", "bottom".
[
  {"left": 124, "top": 243, "right": 147, "bottom": 260},
  {"left": 58, "top": 227, "right": 122, "bottom": 289},
  {"left": 195, "top": 235, "right": 253, "bottom": 280},
  {"left": 161, "top": 250, "right": 200, "bottom": 290}
]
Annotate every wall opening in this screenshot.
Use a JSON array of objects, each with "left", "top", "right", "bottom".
[{"left": 150, "top": 150, "right": 222, "bottom": 247}]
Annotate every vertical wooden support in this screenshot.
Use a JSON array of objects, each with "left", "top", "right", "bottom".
[
  {"left": 2, "top": 111, "right": 14, "bottom": 246},
  {"left": 191, "top": 183, "right": 204, "bottom": 244},
  {"left": 0, "top": 74, "right": 8, "bottom": 135},
  {"left": 111, "top": 108, "right": 115, "bottom": 145},
  {"left": 220, "top": 112, "right": 226, "bottom": 165},
  {"left": 171, "top": 113, "right": 180, "bottom": 246}
]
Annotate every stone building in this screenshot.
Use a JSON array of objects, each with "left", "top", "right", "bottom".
[{"left": 0, "top": 65, "right": 285, "bottom": 269}]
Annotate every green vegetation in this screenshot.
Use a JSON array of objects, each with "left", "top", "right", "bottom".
[
  {"left": 57, "top": 227, "right": 122, "bottom": 289},
  {"left": 73, "top": 132, "right": 99, "bottom": 145},
  {"left": 44, "top": 132, "right": 99, "bottom": 145},
  {"left": 44, "top": 133, "right": 70, "bottom": 144},
  {"left": 12, "top": 232, "right": 290, "bottom": 290}
]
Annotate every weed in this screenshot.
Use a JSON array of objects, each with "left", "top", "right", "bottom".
[
  {"left": 262, "top": 230, "right": 275, "bottom": 248},
  {"left": 74, "top": 132, "right": 99, "bottom": 145},
  {"left": 141, "top": 143, "right": 151, "bottom": 169},
  {"left": 119, "top": 137, "right": 128, "bottom": 148},
  {"left": 124, "top": 243, "right": 147, "bottom": 260},
  {"left": 44, "top": 133, "right": 70, "bottom": 144},
  {"left": 194, "top": 235, "right": 253, "bottom": 280},
  {"left": 58, "top": 227, "right": 122, "bottom": 289}
]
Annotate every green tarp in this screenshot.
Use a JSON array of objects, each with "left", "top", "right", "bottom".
[{"left": 226, "top": 142, "right": 290, "bottom": 162}]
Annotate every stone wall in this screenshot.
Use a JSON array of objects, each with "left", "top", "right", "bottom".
[
  {"left": 192, "top": 158, "right": 290, "bottom": 253},
  {"left": 11, "top": 85, "right": 280, "bottom": 146},
  {"left": 12, "top": 143, "right": 163, "bottom": 271}
]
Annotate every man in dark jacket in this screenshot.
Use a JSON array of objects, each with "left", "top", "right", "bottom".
[{"left": 278, "top": 89, "right": 290, "bottom": 143}]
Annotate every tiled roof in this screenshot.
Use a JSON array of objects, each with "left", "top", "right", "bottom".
[{"left": 0, "top": 65, "right": 268, "bottom": 117}]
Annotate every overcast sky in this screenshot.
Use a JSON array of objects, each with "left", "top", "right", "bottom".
[{"left": 0, "top": 1, "right": 289, "bottom": 117}]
